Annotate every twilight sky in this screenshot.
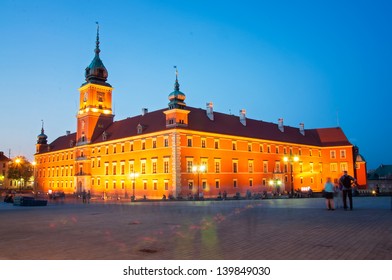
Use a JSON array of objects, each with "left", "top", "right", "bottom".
[{"left": 1, "top": 0, "right": 391, "bottom": 169}]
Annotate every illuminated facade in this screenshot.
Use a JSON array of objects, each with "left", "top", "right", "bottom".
[
  {"left": 0, "top": 151, "right": 11, "bottom": 188},
  {"left": 34, "top": 28, "right": 367, "bottom": 199}
]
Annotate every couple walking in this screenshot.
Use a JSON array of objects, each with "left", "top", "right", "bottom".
[{"left": 324, "top": 171, "right": 356, "bottom": 211}]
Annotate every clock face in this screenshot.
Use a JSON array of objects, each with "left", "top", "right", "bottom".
[{"left": 83, "top": 92, "right": 88, "bottom": 102}]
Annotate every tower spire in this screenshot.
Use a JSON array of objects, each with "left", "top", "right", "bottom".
[
  {"left": 174, "top": 66, "right": 180, "bottom": 91},
  {"left": 95, "top": 21, "right": 100, "bottom": 56},
  {"left": 83, "top": 22, "right": 110, "bottom": 86}
]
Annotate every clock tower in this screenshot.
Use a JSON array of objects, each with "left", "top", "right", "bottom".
[{"left": 76, "top": 24, "right": 114, "bottom": 145}]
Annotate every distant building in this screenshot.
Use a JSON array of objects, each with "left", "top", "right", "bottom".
[
  {"left": 34, "top": 27, "right": 367, "bottom": 199},
  {"left": 367, "top": 164, "right": 392, "bottom": 193},
  {"left": 0, "top": 151, "right": 11, "bottom": 188}
]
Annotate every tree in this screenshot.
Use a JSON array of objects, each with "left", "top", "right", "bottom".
[{"left": 7, "top": 156, "right": 33, "bottom": 190}]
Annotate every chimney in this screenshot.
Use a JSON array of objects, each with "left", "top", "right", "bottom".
[
  {"left": 239, "top": 109, "right": 246, "bottom": 126},
  {"left": 278, "top": 118, "right": 284, "bottom": 132},
  {"left": 66, "top": 130, "right": 70, "bottom": 136},
  {"left": 142, "top": 108, "right": 148, "bottom": 116},
  {"left": 299, "top": 123, "right": 305, "bottom": 136},
  {"left": 206, "top": 102, "right": 214, "bottom": 121}
]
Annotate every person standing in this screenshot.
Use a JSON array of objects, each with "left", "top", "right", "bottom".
[
  {"left": 339, "top": 171, "right": 356, "bottom": 210},
  {"left": 324, "top": 177, "right": 335, "bottom": 210}
]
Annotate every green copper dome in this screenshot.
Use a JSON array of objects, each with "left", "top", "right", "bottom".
[{"left": 168, "top": 68, "right": 186, "bottom": 109}]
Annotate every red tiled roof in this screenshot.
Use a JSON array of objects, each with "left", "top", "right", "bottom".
[
  {"left": 44, "top": 133, "right": 77, "bottom": 153},
  {"left": 44, "top": 106, "right": 351, "bottom": 152},
  {"left": 0, "top": 152, "right": 10, "bottom": 161}
]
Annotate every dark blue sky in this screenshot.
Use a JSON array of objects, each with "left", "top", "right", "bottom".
[{"left": 1, "top": 0, "right": 391, "bottom": 169}]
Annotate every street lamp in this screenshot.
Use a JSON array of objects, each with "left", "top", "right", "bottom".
[
  {"left": 192, "top": 164, "right": 206, "bottom": 200},
  {"left": 15, "top": 158, "right": 22, "bottom": 192},
  {"left": 129, "top": 172, "right": 139, "bottom": 201},
  {"left": 283, "top": 155, "right": 299, "bottom": 196}
]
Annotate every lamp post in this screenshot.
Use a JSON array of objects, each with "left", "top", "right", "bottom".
[
  {"left": 192, "top": 164, "right": 206, "bottom": 200},
  {"left": 130, "top": 172, "right": 139, "bottom": 201},
  {"left": 15, "top": 158, "right": 22, "bottom": 192},
  {"left": 32, "top": 161, "right": 36, "bottom": 197},
  {"left": 284, "top": 155, "right": 299, "bottom": 196}
]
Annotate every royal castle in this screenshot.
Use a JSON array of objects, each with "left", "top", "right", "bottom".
[{"left": 34, "top": 27, "right": 367, "bottom": 199}]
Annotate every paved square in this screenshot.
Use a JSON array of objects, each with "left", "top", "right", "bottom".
[{"left": 0, "top": 196, "right": 391, "bottom": 259}]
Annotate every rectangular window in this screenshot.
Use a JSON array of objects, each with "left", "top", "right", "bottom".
[
  {"left": 164, "top": 180, "right": 169, "bottom": 190},
  {"left": 187, "top": 137, "right": 192, "bottom": 147},
  {"left": 249, "top": 179, "right": 253, "bottom": 187},
  {"left": 248, "top": 143, "right": 252, "bottom": 152},
  {"left": 188, "top": 181, "right": 193, "bottom": 190},
  {"left": 340, "top": 162, "right": 348, "bottom": 172},
  {"left": 310, "top": 162, "right": 314, "bottom": 173},
  {"left": 330, "top": 163, "right": 338, "bottom": 172},
  {"left": 232, "top": 142, "right": 237, "bottom": 150},
  {"left": 152, "top": 161, "right": 157, "bottom": 174},
  {"left": 152, "top": 139, "right": 157, "bottom": 148},
  {"left": 164, "top": 159, "right": 169, "bottom": 173},
  {"left": 121, "top": 162, "right": 125, "bottom": 175},
  {"left": 248, "top": 160, "right": 254, "bottom": 173},
  {"left": 113, "top": 181, "right": 116, "bottom": 189},
  {"left": 164, "top": 137, "right": 169, "bottom": 147},
  {"left": 340, "top": 150, "right": 346, "bottom": 159},
  {"left": 143, "top": 180, "right": 147, "bottom": 190},
  {"left": 142, "top": 141, "right": 146, "bottom": 150},
  {"left": 141, "top": 162, "right": 146, "bottom": 174},
  {"left": 130, "top": 141, "right": 134, "bottom": 151},
  {"left": 121, "top": 144, "right": 124, "bottom": 153},
  {"left": 330, "top": 150, "right": 336, "bottom": 159},
  {"left": 121, "top": 181, "right": 125, "bottom": 189},
  {"left": 129, "top": 161, "right": 134, "bottom": 173},
  {"left": 233, "top": 179, "right": 237, "bottom": 188},
  {"left": 187, "top": 160, "right": 193, "bottom": 173},
  {"left": 215, "top": 180, "right": 220, "bottom": 189},
  {"left": 153, "top": 180, "right": 158, "bottom": 190},
  {"left": 263, "top": 161, "right": 268, "bottom": 173},
  {"left": 214, "top": 139, "right": 219, "bottom": 149},
  {"left": 233, "top": 161, "right": 238, "bottom": 173},
  {"left": 275, "top": 162, "right": 280, "bottom": 173},
  {"left": 112, "top": 163, "right": 117, "bottom": 175},
  {"left": 105, "top": 163, "right": 109, "bottom": 175},
  {"left": 201, "top": 158, "right": 208, "bottom": 171},
  {"left": 201, "top": 139, "right": 206, "bottom": 148},
  {"left": 215, "top": 160, "right": 221, "bottom": 173}
]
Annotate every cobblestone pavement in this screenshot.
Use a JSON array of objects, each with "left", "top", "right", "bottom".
[{"left": 0, "top": 196, "right": 391, "bottom": 260}]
